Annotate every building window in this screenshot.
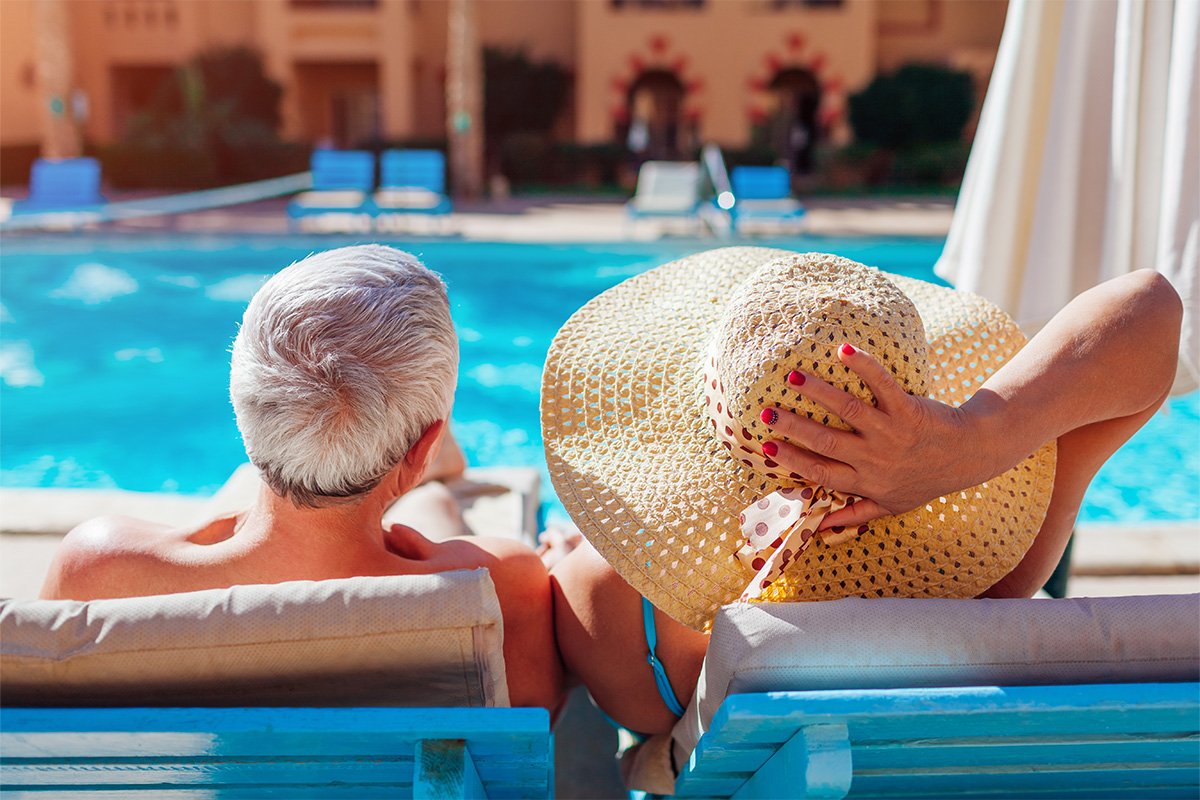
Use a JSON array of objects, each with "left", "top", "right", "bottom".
[
  {"left": 766, "top": 0, "right": 844, "bottom": 8},
  {"left": 611, "top": 0, "right": 705, "bottom": 10},
  {"left": 289, "top": 0, "right": 379, "bottom": 9},
  {"left": 104, "top": 2, "right": 178, "bottom": 28}
]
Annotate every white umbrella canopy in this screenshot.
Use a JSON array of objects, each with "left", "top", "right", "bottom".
[{"left": 935, "top": 0, "right": 1199, "bottom": 394}]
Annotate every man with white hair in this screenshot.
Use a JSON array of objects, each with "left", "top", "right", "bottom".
[{"left": 40, "top": 244, "right": 563, "bottom": 711}]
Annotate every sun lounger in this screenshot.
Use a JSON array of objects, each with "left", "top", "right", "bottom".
[
  {"left": 374, "top": 149, "right": 452, "bottom": 233},
  {"left": 287, "top": 149, "right": 376, "bottom": 232},
  {"left": 2, "top": 706, "right": 550, "bottom": 799},
  {"left": 0, "top": 569, "right": 553, "bottom": 798},
  {"left": 729, "top": 165, "right": 806, "bottom": 234},
  {"left": 675, "top": 683, "right": 1198, "bottom": 799},
  {"left": 11, "top": 157, "right": 105, "bottom": 215},
  {"left": 624, "top": 593, "right": 1200, "bottom": 797},
  {"left": 625, "top": 161, "right": 703, "bottom": 235}
]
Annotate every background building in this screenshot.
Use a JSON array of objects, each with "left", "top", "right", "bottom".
[{"left": 0, "top": 0, "right": 1008, "bottom": 186}]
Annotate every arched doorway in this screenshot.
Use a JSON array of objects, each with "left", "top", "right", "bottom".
[
  {"left": 626, "top": 70, "right": 686, "bottom": 160},
  {"left": 768, "top": 68, "right": 821, "bottom": 174}
]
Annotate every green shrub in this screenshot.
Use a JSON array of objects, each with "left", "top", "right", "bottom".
[
  {"left": 848, "top": 64, "right": 974, "bottom": 149},
  {"left": 484, "top": 49, "right": 571, "bottom": 142},
  {"left": 891, "top": 141, "right": 971, "bottom": 187},
  {"left": 496, "top": 138, "right": 628, "bottom": 189},
  {"left": 1, "top": 143, "right": 41, "bottom": 186},
  {"left": 95, "top": 143, "right": 218, "bottom": 189},
  {"left": 100, "top": 47, "right": 300, "bottom": 189}
]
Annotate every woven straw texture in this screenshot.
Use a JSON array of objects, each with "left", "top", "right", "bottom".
[{"left": 542, "top": 248, "right": 1056, "bottom": 631}]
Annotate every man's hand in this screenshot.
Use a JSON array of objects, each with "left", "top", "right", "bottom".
[{"left": 760, "top": 343, "right": 997, "bottom": 530}]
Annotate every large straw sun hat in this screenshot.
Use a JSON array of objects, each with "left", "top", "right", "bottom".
[{"left": 541, "top": 247, "right": 1056, "bottom": 632}]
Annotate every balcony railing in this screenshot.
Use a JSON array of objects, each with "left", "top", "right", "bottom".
[{"left": 610, "top": 0, "right": 705, "bottom": 9}]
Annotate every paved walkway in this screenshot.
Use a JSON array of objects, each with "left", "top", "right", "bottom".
[{"left": 3, "top": 192, "right": 958, "bottom": 240}]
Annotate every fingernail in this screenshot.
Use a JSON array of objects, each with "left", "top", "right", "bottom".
[
  {"left": 787, "top": 370, "right": 805, "bottom": 386},
  {"left": 762, "top": 441, "right": 778, "bottom": 457},
  {"left": 840, "top": 343, "right": 856, "bottom": 356},
  {"left": 760, "top": 408, "right": 778, "bottom": 425}
]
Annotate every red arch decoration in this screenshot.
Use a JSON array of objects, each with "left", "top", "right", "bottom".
[
  {"left": 608, "top": 33, "right": 707, "bottom": 126},
  {"left": 745, "top": 31, "right": 846, "bottom": 130}
]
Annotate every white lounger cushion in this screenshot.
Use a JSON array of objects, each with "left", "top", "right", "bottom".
[
  {"left": 673, "top": 594, "right": 1200, "bottom": 761},
  {"left": 0, "top": 569, "right": 508, "bottom": 708}
]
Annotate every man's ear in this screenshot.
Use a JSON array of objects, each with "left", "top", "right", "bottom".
[{"left": 402, "top": 418, "right": 447, "bottom": 480}]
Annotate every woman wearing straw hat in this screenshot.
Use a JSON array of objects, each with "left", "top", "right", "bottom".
[{"left": 542, "top": 247, "right": 1182, "bottom": 735}]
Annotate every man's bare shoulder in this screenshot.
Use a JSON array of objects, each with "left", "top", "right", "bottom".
[{"left": 39, "top": 515, "right": 178, "bottom": 600}]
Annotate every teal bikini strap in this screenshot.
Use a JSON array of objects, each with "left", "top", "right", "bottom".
[{"left": 642, "top": 596, "right": 686, "bottom": 717}]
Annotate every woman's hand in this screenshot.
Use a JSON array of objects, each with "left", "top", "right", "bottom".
[{"left": 761, "top": 343, "right": 999, "bottom": 530}]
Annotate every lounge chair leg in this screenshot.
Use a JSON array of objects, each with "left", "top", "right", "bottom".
[
  {"left": 733, "top": 723, "right": 851, "bottom": 800},
  {"left": 414, "top": 738, "right": 487, "bottom": 799}
]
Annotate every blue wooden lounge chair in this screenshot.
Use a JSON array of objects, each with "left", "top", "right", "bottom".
[
  {"left": 2, "top": 706, "right": 552, "bottom": 798},
  {"left": 626, "top": 161, "right": 703, "bottom": 235},
  {"left": 287, "top": 149, "right": 376, "bottom": 232},
  {"left": 11, "top": 157, "right": 105, "bottom": 214},
  {"left": 623, "top": 593, "right": 1200, "bottom": 798},
  {"left": 374, "top": 149, "right": 452, "bottom": 232},
  {"left": 729, "top": 165, "right": 806, "bottom": 234},
  {"left": 0, "top": 570, "right": 553, "bottom": 799},
  {"left": 674, "top": 683, "right": 1199, "bottom": 798}
]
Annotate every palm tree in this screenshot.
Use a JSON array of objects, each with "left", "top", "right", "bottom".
[
  {"left": 445, "top": 0, "right": 483, "bottom": 200},
  {"left": 34, "top": 0, "right": 82, "bottom": 159}
]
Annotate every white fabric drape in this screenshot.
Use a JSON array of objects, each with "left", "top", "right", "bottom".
[{"left": 935, "top": 0, "right": 1199, "bottom": 395}]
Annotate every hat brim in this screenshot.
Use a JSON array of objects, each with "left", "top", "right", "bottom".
[{"left": 541, "top": 247, "right": 1055, "bottom": 631}]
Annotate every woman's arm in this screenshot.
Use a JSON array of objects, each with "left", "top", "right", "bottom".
[{"left": 760, "top": 270, "right": 1182, "bottom": 593}]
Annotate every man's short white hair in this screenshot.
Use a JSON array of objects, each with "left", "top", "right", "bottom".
[{"left": 230, "top": 244, "right": 458, "bottom": 507}]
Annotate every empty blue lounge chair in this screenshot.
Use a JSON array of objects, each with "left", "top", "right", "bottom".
[
  {"left": 729, "top": 165, "right": 806, "bottom": 234},
  {"left": 625, "top": 161, "right": 703, "bottom": 235},
  {"left": 374, "top": 149, "right": 452, "bottom": 232},
  {"left": 11, "top": 157, "right": 105, "bottom": 214},
  {"left": 287, "top": 149, "right": 376, "bottom": 232}
]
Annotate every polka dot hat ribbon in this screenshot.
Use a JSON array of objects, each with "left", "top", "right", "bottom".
[{"left": 703, "top": 350, "right": 868, "bottom": 602}]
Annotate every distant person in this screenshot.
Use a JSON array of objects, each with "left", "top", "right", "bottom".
[
  {"left": 40, "top": 244, "right": 563, "bottom": 711},
  {"left": 542, "top": 248, "right": 1183, "bottom": 734}
]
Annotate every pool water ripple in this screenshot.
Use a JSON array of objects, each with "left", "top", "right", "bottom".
[{"left": 1, "top": 235, "right": 1196, "bottom": 525}]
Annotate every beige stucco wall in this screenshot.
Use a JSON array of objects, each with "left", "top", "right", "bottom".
[
  {"left": 576, "top": 0, "right": 877, "bottom": 148},
  {"left": 877, "top": 0, "right": 1008, "bottom": 75},
  {"left": 255, "top": 0, "right": 415, "bottom": 142},
  {"left": 479, "top": 0, "right": 577, "bottom": 65},
  {"left": 2, "top": 0, "right": 1007, "bottom": 156},
  {"left": 0, "top": 0, "right": 42, "bottom": 145}
]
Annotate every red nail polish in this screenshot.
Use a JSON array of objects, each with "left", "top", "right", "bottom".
[
  {"left": 840, "top": 343, "right": 856, "bottom": 356},
  {"left": 760, "top": 408, "right": 778, "bottom": 425},
  {"left": 787, "top": 370, "right": 805, "bottom": 386},
  {"left": 762, "top": 441, "right": 778, "bottom": 457}
]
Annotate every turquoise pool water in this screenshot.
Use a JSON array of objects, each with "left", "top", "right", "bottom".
[{"left": 1, "top": 234, "right": 1196, "bottom": 525}]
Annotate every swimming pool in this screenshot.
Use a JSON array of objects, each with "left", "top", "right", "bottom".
[{"left": 1, "top": 234, "right": 1196, "bottom": 525}]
